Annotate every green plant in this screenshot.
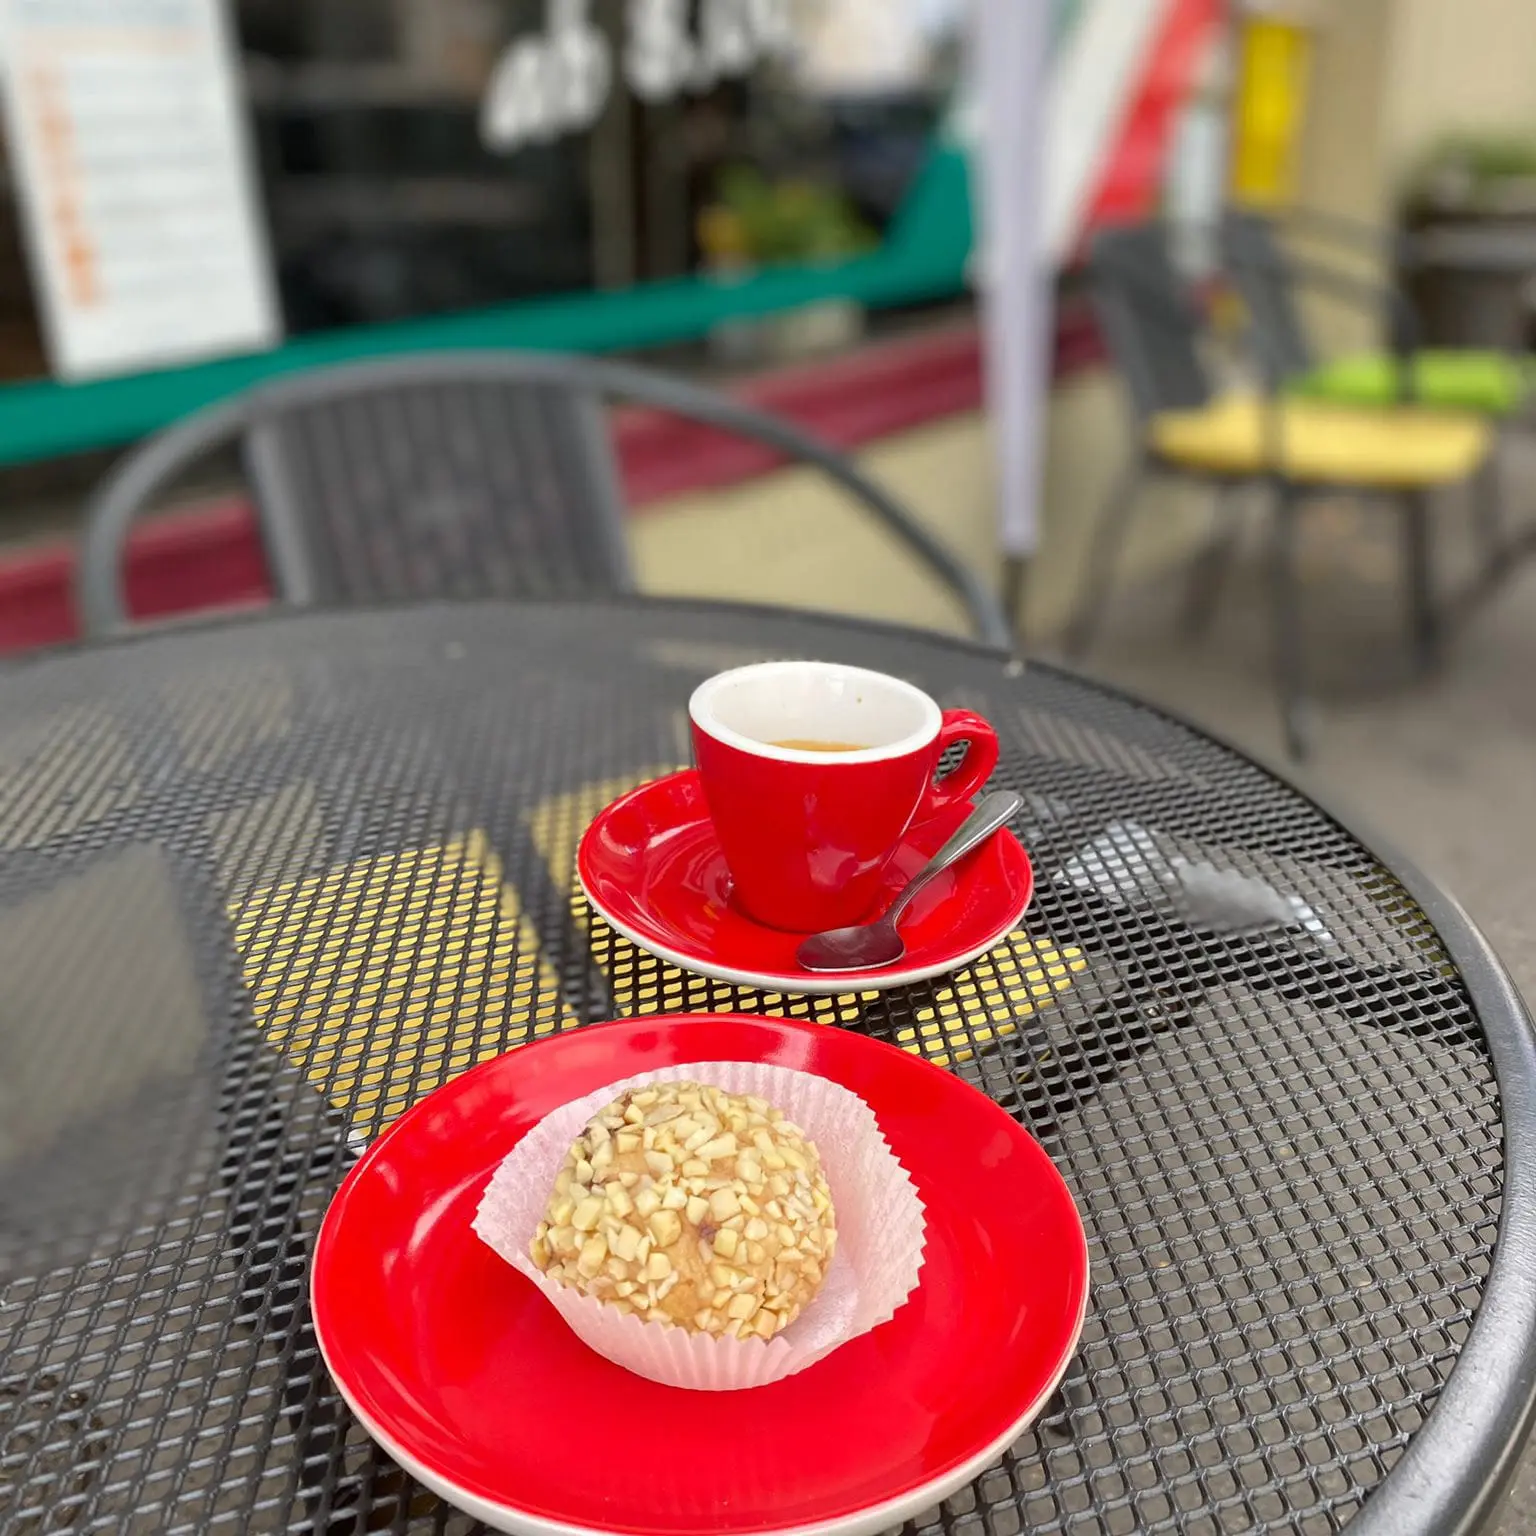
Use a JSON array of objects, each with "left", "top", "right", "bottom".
[
  {"left": 1403, "top": 132, "right": 1536, "bottom": 211},
  {"left": 698, "top": 165, "right": 876, "bottom": 266}
]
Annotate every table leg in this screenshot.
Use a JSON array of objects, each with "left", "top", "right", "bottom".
[{"left": 1402, "top": 489, "right": 1439, "bottom": 675}]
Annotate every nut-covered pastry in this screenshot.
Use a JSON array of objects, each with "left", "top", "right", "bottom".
[{"left": 531, "top": 1081, "right": 836, "bottom": 1340}]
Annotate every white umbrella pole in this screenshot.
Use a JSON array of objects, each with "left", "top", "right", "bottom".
[{"left": 974, "top": 0, "right": 1054, "bottom": 634}]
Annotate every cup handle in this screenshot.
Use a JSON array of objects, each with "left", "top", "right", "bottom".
[{"left": 919, "top": 709, "right": 999, "bottom": 817}]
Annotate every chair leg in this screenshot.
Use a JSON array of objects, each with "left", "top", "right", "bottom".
[
  {"left": 1065, "top": 457, "right": 1145, "bottom": 658},
  {"left": 1268, "top": 486, "right": 1310, "bottom": 761},
  {"left": 1181, "top": 484, "right": 1243, "bottom": 638},
  {"left": 1003, "top": 554, "right": 1030, "bottom": 636},
  {"left": 1402, "top": 490, "right": 1439, "bottom": 674},
  {"left": 1472, "top": 448, "right": 1509, "bottom": 580}
]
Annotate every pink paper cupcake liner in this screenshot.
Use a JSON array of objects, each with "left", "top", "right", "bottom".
[{"left": 473, "top": 1059, "right": 926, "bottom": 1391}]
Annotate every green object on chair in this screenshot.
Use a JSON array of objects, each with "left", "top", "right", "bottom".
[{"left": 1292, "top": 349, "right": 1535, "bottom": 416}]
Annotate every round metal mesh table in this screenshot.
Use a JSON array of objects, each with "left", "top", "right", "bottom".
[{"left": 1, "top": 598, "right": 1532, "bottom": 1536}]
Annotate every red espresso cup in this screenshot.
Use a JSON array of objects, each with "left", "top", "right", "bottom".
[{"left": 688, "top": 661, "right": 1000, "bottom": 932}]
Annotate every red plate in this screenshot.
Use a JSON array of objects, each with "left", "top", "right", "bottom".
[
  {"left": 577, "top": 770, "right": 1034, "bottom": 993},
  {"left": 313, "top": 1015, "right": 1089, "bottom": 1536}
]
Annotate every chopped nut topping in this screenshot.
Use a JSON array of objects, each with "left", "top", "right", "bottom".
[{"left": 531, "top": 1080, "right": 836, "bottom": 1338}]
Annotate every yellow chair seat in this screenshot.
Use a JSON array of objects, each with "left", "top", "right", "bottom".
[{"left": 1150, "top": 394, "right": 1490, "bottom": 488}]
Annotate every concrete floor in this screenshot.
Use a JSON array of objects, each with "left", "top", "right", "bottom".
[{"left": 633, "top": 376, "right": 1215, "bottom": 641}]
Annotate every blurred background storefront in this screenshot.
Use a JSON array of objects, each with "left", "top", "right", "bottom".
[
  {"left": 5, "top": 0, "right": 1536, "bottom": 644},
  {"left": 2, "top": 0, "right": 1533, "bottom": 375},
  {"left": 0, "top": 0, "right": 1167, "bottom": 634},
  {"left": 0, "top": 0, "right": 974, "bottom": 381},
  {"left": 240, "top": 0, "right": 964, "bottom": 340}
]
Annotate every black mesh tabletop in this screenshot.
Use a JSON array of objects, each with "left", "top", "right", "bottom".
[{"left": 1, "top": 598, "right": 1533, "bottom": 1536}]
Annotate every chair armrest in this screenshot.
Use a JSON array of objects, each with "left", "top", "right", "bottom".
[
  {"left": 1283, "top": 257, "right": 1421, "bottom": 351},
  {"left": 1275, "top": 203, "right": 1450, "bottom": 277},
  {"left": 1278, "top": 204, "right": 1398, "bottom": 259},
  {"left": 76, "top": 394, "right": 257, "bottom": 635},
  {"left": 1227, "top": 244, "right": 1423, "bottom": 401}
]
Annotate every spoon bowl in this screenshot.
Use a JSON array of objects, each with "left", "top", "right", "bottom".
[{"left": 796, "top": 916, "right": 909, "bottom": 972}]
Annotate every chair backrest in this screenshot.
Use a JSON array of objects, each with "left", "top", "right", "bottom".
[
  {"left": 1087, "top": 223, "right": 1212, "bottom": 422},
  {"left": 245, "top": 371, "right": 631, "bottom": 606},
  {"left": 77, "top": 352, "right": 1010, "bottom": 646},
  {"left": 1220, "top": 207, "right": 1315, "bottom": 382}
]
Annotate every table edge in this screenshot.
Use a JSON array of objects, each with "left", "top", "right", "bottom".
[{"left": 8, "top": 592, "right": 1017, "bottom": 672}]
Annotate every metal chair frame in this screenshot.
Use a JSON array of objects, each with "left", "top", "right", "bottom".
[
  {"left": 1222, "top": 205, "right": 1516, "bottom": 577},
  {"left": 1068, "top": 221, "right": 1473, "bottom": 759},
  {"left": 77, "top": 351, "right": 1010, "bottom": 648}
]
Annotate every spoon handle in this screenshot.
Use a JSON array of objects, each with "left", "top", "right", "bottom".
[{"left": 886, "top": 789, "right": 1023, "bottom": 928}]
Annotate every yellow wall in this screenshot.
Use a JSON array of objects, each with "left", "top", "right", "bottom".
[
  {"left": 1292, "top": 0, "right": 1536, "bottom": 219},
  {"left": 1292, "top": 0, "right": 1394, "bottom": 225},
  {"left": 1276, "top": 0, "right": 1396, "bottom": 351},
  {"left": 1382, "top": 0, "right": 1536, "bottom": 168},
  {"left": 1273, "top": 0, "right": 1536, "bottom": 353}
]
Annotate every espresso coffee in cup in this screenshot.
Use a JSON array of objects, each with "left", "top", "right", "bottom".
[
  {"left": 767, "top": 739, "right": 866, "bottom": 753},
  {"left": 689, "top": 662, "right": 999, "bottom": 932}
]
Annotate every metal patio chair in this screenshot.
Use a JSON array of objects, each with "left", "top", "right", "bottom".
[
  {"left": 1067, "top": 221, "right": 1491, "bottom": 758},
  {"left": 1222, "top": 205, "right": 1522, "bottom": 578},
  {"left": 76, "top": 352, "right": 1008, "bottom": 646}
]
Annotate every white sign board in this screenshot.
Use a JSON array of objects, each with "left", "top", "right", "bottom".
[{"left": 0, "top": 0, "right": 280, "bottom": 380}]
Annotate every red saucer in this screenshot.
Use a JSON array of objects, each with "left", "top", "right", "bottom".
[
  {"left": 312, "top": 1015, "right": 1089, "bottom": 1536},
  {"left": 577, "top": 770, "right": 1034, "bottom": 993}
]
